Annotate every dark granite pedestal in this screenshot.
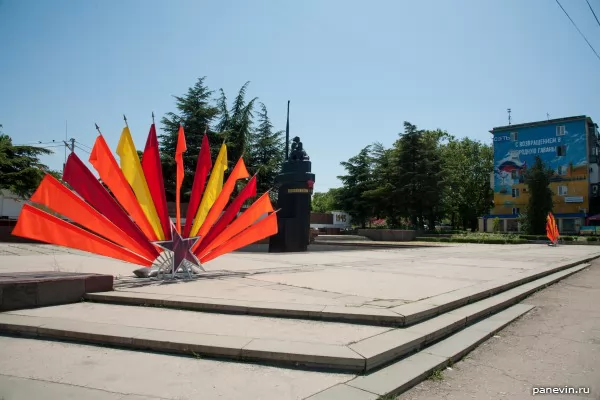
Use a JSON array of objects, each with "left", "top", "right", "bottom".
[{"left": 0, "top": 272, "right": 113, "bottom": 311}]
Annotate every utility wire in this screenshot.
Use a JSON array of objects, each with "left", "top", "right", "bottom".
[
  {"left": 75, "top": 140, "right": 92, "bottom": 150},
  {"left": 555, "top": 0, "right": 600, "bottom": 62},
  {"left": 74, "top": 144, "right": 90, "bottom": 154},
  {"left": 586, "top": 0, "right": 600, "bottom": 29}
]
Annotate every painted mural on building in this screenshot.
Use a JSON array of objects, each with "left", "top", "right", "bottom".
[{"left": 492, "top": 119, "right": 589, "bottom": 215}]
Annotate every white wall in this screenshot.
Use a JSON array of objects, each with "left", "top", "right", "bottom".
[{"left": 0, "top": 190, "right": 24, "bottom": 218}]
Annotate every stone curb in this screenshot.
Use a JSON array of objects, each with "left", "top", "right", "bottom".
[
  {"left": 307, "top": 303, "right": 535, "bottom": 399},
  {"left": 0, "top": 263, "right": 588, "bottom": 373},
  {"left": 84, "top": 253, "right": 599, "bottom": 326}
]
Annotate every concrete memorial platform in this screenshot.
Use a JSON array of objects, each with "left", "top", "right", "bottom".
[
  {"left": 0, "top": 242, "right": 598, "bottom": 399},
  {"left": 0, "top": 270, "right": 113, "bottom": 311}
]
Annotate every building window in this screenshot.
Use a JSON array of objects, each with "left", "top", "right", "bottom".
[
  {"left": 558, "top": 185, "right": 568, "bottom": 196},
  {"left": 556, "top": 125, "right": 566, "bottom": 136},
  {"left": 510, "top": 132, "right": 518, "bottom": 141},
  {"left": 558, "top": 165, "right": 566, "bottom": 175},
  {"left": 557, "top": 145, "right": 567, "bottom": 156},
  {"left": 512, "top": 188, "right": 520, "bottom": 198},
  {"left": 511, "top": 170, "right": 518, "bottom": 179},
  {"left": 593, "top": 147, "right": 598, "bottom": 156},
  {"left": 562, "top": 218, "right": 575, "bottom": 233},
  {"left": 511, "top": 208, "right": 520, "bottom": 215}
]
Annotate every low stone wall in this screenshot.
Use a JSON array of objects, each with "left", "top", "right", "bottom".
[{"left": 357, "top": 229, "right": 417, "bottom": 242}]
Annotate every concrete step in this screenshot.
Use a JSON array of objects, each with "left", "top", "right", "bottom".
[
  {"left": 0, "top": 263, "right": 587, "bottom": 373},
  {"left": 308, "top": 303, "right": 534, "bottom": 399},
  {"left": 84, "top": 256, "right": 595, "bottom": 326}
]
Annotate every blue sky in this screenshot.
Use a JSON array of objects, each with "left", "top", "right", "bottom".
[{"left": 1, "top": 0, "right": 600, "bottom": 191}]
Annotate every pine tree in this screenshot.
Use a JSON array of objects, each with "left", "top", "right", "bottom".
[
  {"left": 216, "top": 82, "right": 257, "bottom": 170},
  {"left": 248, "top": 103, "right": 284, "bottom": 195},
  {"left": 159, "top": 77, "right": 220, "bottom": 200},
  {"left": 337, "top": 146, "right": 375, "bottom": 228},
  {"left": 524, "top": 156, "right": 554, "bottom": 234}
]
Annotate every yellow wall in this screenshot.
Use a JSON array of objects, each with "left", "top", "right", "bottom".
[{"left": 493, "top": 171, "right": 589, "bottom": 215}]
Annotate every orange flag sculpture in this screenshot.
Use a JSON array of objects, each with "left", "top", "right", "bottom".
[
  {"left": 175, "top": 125, "right": 187, "bottom": 233},
  {"left": 142, "top": 122, "right": 171, "bottom": 239},
  {"left": 90, "top": 135, "right": 158, "bottom": 241},
  {"left": 11, "top": 115, "right": 279, "bottom": 270},
  {"left": 546, "top": 212, "right": 559, "bottom": 245},
  {"left": 13, "top": 205, "right": 151, "bottom": 266},
  {"left": 195, "top": 192, "right": 274, "bottom": 258},
  {"left": 194, "top": 157, "right": 250, "bottom": 245},
  {"left": 201, "top": 211, "right": 278, "bottom": 263},
  {"left": 194, "top": 175, "right": 257, "bottom": 256},
  {"left": 30, "top": 174, "right": 154, "bottom": 262},
  {"left": 183, "top": 132, "right": 212, "bottom": 238}
]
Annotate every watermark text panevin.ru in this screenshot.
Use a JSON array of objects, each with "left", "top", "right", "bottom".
[{"left": 533, "top": 386, "right": 590, "bottom": 396}]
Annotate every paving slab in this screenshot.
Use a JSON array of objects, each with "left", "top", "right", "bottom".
[
  {"left": 7, "top": 302, "right": 389, "bottom": 345},
  {"left": 306, "top": 384, "right": 379, "bottom": 400},
  {"left": 0, "top": 336, "right": 352, "bottom": 400},
  {"left": 0, "top": 374, "right": 137, "bottom": 400},
  {"left": 347, "top": 352, "right": 447, "bottom": 396}
]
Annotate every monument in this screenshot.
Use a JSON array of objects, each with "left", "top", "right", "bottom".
[
  {"left": 11, "top": 116, "right": 279, "bottom": 278},
  {"left": 269, "top": 102, "right": 315, "bottom": 253}
]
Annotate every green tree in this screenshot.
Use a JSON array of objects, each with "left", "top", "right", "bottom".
[
  {"left": 524, "top": 156, "right": 554, "bottom": 234},
  {"left": 247, "top": 103, "right": 284, "bottom": 195},
  {"left": 336, "top": 146, "right": 375, "bottom": 228},
  {"left": 441, "top": 137, "right": 493, "bottom": 230},
  {"left": 0, "top": 131, "right": 53, "bottom": 198},
  {"left": 362, "top": 142, "right": 398, "bottom": 225},
  {"left": 160, "top": 77, "right": 220, "bottom": 200},
  {"left": 392, "top": 122, "right": 444, "bottom": 230},
  {"left": 216, "top": 82, "right": 257, "bottom": 170},
  {"left": 311, "top": 188, "right": 342, "bottom": 213}
]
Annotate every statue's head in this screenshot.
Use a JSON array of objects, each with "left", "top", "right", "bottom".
[{"left": 292, "top": 136, "right": 300, "bottom": 143}]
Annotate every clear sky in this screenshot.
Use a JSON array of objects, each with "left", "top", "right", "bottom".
[{"left": 1, "top": 0, "right": 600, "bottom": 191}]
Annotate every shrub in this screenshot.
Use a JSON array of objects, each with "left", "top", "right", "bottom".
[
  {"left": 586, "top": 236, "right": 598, "bottom": 242},
  {"left": 562, "top": 236, "right": 574, "bottom": 242},
  {"left": 519, "top": 235, "right": 547, "bottom": 241},
  {"left": 414, "top": 237, "right": 527, "bottom": 244},
  {"left": 492, "top": 218, "right": 501, "bottom": 233}
]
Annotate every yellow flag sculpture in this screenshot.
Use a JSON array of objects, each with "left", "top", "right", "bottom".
[
  {"left": 190, "top": 143, "right": 228, "bottom": 237},
  {"left": 116, "top": 126, "right": 165, "bottom": 240}
]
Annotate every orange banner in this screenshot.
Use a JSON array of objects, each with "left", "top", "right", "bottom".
[
  {"left": 89, "top": 135, "right": 158, "bottom": 241},
  {"left": 195, "top": 192, "right": 273, "bottom": 258},
  {"left": 12, "top": 205, "right": 151, "bottom": 266},
  {"left": 194, "top": 157, "right": 249, "bottom": 244},
  {"left": 30, "top": 174, "right": 154, "bottom": 262},
  {"left": 201, "top": 212, "right": 278, "bottom": 263}
]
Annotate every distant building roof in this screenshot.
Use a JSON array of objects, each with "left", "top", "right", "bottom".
[{"left": 490, "top": 115, "right": 595, "bottom": 134}]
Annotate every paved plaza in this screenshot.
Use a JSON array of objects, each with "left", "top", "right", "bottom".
[{"left": 0, "top": 242, "right": 598, "bottom": 399}]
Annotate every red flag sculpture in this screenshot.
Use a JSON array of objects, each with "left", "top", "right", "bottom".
[
  {"left": 183, "top": 131, "right": 212, "bottom": 237},
  {"left": 12, "top": 118, "right": 278, "bottom": 275}
]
